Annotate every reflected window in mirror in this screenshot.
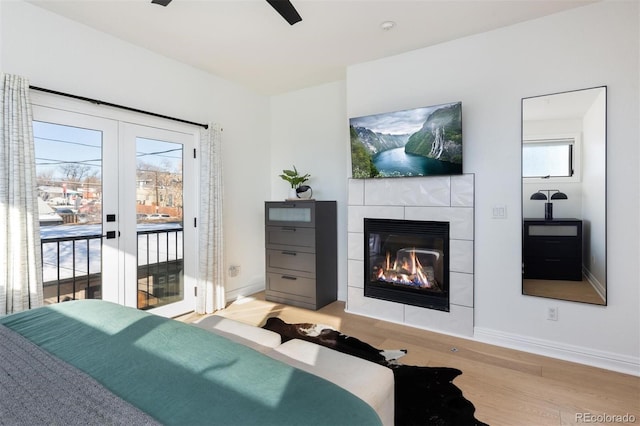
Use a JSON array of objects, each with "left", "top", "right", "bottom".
[
  {"left": 521, "top": 86, "right": 606, "bottom": 306},
  {"left": 523, "top": 139, "right": 574, "bottom": 178}
]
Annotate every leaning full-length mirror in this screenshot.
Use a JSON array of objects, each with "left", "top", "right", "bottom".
[{"left": 522, "top": 86, "right": 606, "bottom": 305}]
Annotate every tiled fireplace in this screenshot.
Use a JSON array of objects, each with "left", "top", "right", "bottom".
[
  {"left": 347, "top": 175, "right": 475, "bottom": 336},
  {"left": 364, "top": 218, "right": 451, "bottom": 312}
]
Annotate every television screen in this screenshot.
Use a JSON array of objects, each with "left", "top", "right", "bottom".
[{"left": 349, "top": 101, "right": 462, "bottom": 178}]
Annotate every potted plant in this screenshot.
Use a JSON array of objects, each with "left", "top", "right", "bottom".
[{"left": 279, "top": 166, "right": 311, "bottom": 199}]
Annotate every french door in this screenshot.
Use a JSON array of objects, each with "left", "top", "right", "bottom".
[{"left": 32, "top": 95, "right": 198, "bottom": 317}]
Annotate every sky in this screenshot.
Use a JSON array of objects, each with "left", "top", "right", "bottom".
[
  {"left": 33, "top": 121, "right": 182, "bottom": 182},
  {"left": 349, "top": 103, "right": 452, "bottom": 135}
]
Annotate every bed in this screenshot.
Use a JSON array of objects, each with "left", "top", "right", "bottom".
[{"left": 0, "top": 300, "right": 382, "bottom": 425}]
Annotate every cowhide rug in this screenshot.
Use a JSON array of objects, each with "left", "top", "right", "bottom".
[{"left": 263, "top": 317, "right": 488, "bottom": 426}]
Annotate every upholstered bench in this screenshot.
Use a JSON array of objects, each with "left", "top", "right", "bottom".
[
  {"left": 193, "top": 315, "right": 282, "bottom": 352},
  {"left": 266, "top": 338, "right": 395, "bottom": 426},
  {"left": 193, "top": 315, "right": 395, "bottom": 426}
]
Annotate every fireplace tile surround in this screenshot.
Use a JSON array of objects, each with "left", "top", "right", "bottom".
[{"left": 347, "top": 175, "right": 475, "bottom": 336}]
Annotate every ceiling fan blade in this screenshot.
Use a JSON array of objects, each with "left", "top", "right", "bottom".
[
  {"left": 266, "top": 0, "right": 302, "bottom": 25},
  {"left": 151, "top": 0, "right": 172, "bottom": 6}
]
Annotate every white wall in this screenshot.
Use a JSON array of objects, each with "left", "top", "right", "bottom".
[
  {"left": 345, "top": 1, "right": 638, "bottom": 373},
  {"left": 269, "top": 81, "right": 349, "bottom": 299},
  {"left": 1, "top": 0, "right": 271, "bottom": 299},
  {"left": 581, "top": 90, "right": 607, "bottom": 288}
]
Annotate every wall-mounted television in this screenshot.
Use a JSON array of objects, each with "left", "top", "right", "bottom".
[{"left": 349, "top": 101, "right": 462, "bottom": 178}]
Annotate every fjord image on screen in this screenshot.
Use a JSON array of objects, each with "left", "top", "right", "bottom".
[{"left": 349, "top": 102, "right": 462, "bottom": 178}]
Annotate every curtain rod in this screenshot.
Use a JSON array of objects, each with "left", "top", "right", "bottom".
[{"left": 29, "top": 86, "right": 208, "bottom": 130}]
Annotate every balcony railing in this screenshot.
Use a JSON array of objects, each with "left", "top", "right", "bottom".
[
  {"left": 136, "top": 228, "right": 184, "bottom": 310},
  {"left": 41, "top": 227, "right": 184, "bottom": 309}
]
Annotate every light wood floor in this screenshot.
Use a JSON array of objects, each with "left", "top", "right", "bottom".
[
  {"left": 523, "top": 277, "right": 605, "bottom": 305},
  {"left": 179, "top": 293, "right": 639, "bottom": 426}
]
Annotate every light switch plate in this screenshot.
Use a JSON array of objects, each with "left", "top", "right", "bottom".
[{"left": 492, "top": 204, "right": 507, "bottom": 219}]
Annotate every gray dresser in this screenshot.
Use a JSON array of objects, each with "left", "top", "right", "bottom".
[{"left": 265, "top": 200, "right": 337, "bottom": 310}]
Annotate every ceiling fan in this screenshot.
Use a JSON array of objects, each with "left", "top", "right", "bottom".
[{"left": 151, "top": 0, "right": 302, "bottom": 26}]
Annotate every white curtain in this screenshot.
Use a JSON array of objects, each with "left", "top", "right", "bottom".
[
  {"left": 0, "top": 73, "right": 44, "bottom": 315},
  {"left": 197, "top": 123, "right": 225, "bottom": 314}
]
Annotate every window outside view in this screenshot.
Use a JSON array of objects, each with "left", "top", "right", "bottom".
[
  {"left": 522, "top": 141, "right": 573, "bottom": 178},
  {"left": 34, "top": 122, "right": 184, "bottom": 309},
  {"left": 135, "top": 137, "right": 184, "bottom": 310}
]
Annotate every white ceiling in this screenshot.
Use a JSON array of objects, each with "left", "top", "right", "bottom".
[
  {"left": 523, "top": 87, "right": 605, "bottom": 121},
  {"left": 28, "top": 0, "right": 595, "bottom": 96}
]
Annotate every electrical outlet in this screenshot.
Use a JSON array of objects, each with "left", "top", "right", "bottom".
[
  {"left": 547, "top": 307, "right": 558, "bottom": 321},
  {"left": 228, "top": 265, "right": 240, "bottom": 277}
]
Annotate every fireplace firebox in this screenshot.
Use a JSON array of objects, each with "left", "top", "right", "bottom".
[{"left": 364, "top": 218, "right": 450, "bottom": 312}]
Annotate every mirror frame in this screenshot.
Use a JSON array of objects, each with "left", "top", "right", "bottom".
[{"left": 521, "top": 86, "right": 607, "bottom": 306}]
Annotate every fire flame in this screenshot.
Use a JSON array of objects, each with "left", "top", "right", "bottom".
[{"left": 374, "top": 248, "right": 438, "bottom": 290}]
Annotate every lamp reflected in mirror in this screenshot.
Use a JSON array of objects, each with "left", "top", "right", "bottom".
[
  {"left": 530, "top": 189, "right": 568, "bottom": 220},
  {"left": 521, "top": 86, "right": 606, "bottom": 306}
]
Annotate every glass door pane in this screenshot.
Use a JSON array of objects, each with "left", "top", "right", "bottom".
[
  {"left": 33, "top": 121, "right": 103, "bottom": 303},
  {"left": 32, "top": 100, "right": 196, "bottom": 316},
  {"left": 135, "top": 138, "right": 184, "bottom": 310},
  {"left": 120, "top": 122, "right": 196, "bottom": 317}
]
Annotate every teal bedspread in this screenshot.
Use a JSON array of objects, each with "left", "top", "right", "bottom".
[{"left": 0, "top": 300, "right": 381, "bottom": 426}]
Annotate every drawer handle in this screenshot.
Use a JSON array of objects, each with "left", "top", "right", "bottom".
[
  {"left": 281, "top": 227, "right": 296, "bottom": 232},
  {"left": 282, "top": 251, "right": 297, "bottom": 256},
  {"left": 544, "top": 259, "right": 561, "bottom": 262},
  {"left": 281, "top": 275, "right": 298, "bottom": 280}
]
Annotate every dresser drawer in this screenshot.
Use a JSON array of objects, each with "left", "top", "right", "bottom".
[
  {"left": 524, "top": 238, "right": 580, "bottom": 258},
  {"left": 265, "top": 202, "right": 315, "bottom": 227},
  {"left": 266, "top": 249, "right": 315, "bottom": 277},
  {"left": 523, "top": 258, "right": 582, "bottom": 280},
  {"left": 264, "top": 291, "right": 316, "bottom": 310},
  {"left": 266, "top": 273, "right": 316, "bottom": 299},
  {"left": 266, "top": 226, "right": 315, "bottom": 251},
  {"left": 527, "top": 224, "right": 579, "bottom": 237}
]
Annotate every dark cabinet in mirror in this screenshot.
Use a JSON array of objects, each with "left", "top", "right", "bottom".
[{"left": 521, "top": 86, "right": 606, "bottom": 305}]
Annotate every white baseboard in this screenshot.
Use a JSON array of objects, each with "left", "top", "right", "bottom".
[
  {"left": 225, "top": 282, "right": 265, "bottom": 302},
  {"left": 474, "top": 327, "right": 640, "bottom": 376},
  {"left": 583, "top": 267, "right": 606, "bottom": 301}
]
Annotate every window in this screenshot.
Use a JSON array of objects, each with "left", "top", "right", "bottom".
[{"left": 523, "top": 138, "right": 575, "bottom": 179}]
